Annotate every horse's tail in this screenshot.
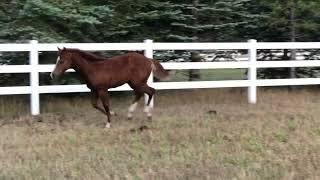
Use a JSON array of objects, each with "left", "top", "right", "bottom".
[{"left": 150, "top": 59, "right": 170, "bottom": 81}]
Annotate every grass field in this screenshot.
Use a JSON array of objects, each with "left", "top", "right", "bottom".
[
  {"left": 170, "top": 69, "right": 246, "bottom": 82},
  {"left": 0, "top": 88, "right": 320, "bottom": 179}
]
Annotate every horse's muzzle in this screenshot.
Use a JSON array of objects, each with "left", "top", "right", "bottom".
[
  {"left": 50, "top": 72, "right": 55, "bottom": 79},
  {"left": 50, "top": 72, "right": 59, "bottom": 80}
]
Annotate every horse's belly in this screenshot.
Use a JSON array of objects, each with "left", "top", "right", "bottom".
[{"left": 109, "top": 79, "right": 128, "bottom": 88}]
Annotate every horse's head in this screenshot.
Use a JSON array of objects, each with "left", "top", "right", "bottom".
[{"left": 50, "top": 47, "right": 73, "bottom": 79}]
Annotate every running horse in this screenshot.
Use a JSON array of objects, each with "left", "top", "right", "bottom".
[{"left": 50, "top": 47, "right": 169, "bottom": 128}]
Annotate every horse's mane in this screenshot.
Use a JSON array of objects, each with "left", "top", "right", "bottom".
[{"left": 67, "top": 48, "right": 106, "bottom": 61}]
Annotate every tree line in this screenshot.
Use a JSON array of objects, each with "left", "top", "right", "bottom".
[{"left": 1, "top": 0, "right": 320, "bottom": 84}]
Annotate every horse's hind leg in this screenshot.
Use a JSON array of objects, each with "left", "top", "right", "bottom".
[
  {"left": 128, "top": 82, "right": 155, "bottom": 120},
  {"left": 127, "top": 91, "right": 143, "bottom": 119},
  {"left": 140, "top": 84, "right": 155, "bottom": 120}
]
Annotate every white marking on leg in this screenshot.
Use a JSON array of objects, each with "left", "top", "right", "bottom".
[
  {"left": 105, "top": 122, "right": 111, "bottom": 128},
  {"left": 129, "top": 102, "right": 138, "bottom": 112},
  {"left": 143, "top": 106, "right": 148, "bottom": 113},
  {"left": 144, "top": 106, "right": 153, "bottom": 118},
  {"left": 127, "top": 114, "right": 133, "bottom": 119},
  {"left": 127, "top": 102, "right": 138, "bottom": 118}
]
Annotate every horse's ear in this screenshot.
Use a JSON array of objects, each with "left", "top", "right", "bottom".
[
  {"left": 57, "top": 47, "right": 61, "bottom": 52},
  {"left": 63, "top": 47, "right": 66, "bottom": 50}
]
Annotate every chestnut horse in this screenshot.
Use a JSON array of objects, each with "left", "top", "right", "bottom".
[{"left": 50, "top": 48, "right": 169, "bottom": 128}]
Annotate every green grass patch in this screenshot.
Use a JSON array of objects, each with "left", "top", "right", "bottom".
[{"left": 170, "top": 69, "right": 246, "bottom": 81}]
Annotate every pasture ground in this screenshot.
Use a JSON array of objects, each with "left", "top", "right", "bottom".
[{"left": 0, "top": 88, "right": 320, "bottom": 179}]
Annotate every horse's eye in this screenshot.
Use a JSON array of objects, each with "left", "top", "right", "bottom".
[{"left": 59, "top": 60, "right": 64, "bottom": 64}]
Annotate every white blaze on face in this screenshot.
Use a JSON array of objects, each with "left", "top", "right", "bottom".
[
  {"left": 56, "top": 55, "right": 61, "bottom": 63},
  {"left": 50, "top": 55, "right": 60, "bottom": 79}
]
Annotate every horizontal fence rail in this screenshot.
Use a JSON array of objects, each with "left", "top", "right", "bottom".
[
  {"left": 1, "top": 39, "right": 320, "bottom": 115},
  {"left": 2, "top": 60, "right": 320, "bottom": 73}
]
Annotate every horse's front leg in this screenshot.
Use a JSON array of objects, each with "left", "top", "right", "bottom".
[
  {"left": 97, "top": 89, "right": 111, "bottom": 128},
  {"left": 91, "top": 91, "right": 116, "bottom": 116}
]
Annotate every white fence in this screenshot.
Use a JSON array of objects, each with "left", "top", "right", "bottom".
[{"left": 1, "top": 39, "right": 320, "bottom": 115}]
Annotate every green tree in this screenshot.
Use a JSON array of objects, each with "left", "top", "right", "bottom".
[
  {"left": 256, "top": 0, "right": 320, "bottom": 79},
  {"left": 1, "top": 0, "right": 320, "bottom": 85},
  {"left": 0, "top": 0, "right": 115, "bottom": 85},
  {"left": 117, "top": 0, "right": 262, "bottom": 80},
  {"left": 0, "top": 0, "right": 115, "bottom": 43}
]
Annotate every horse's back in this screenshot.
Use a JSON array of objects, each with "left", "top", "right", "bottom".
[
  {"left": 125, "top": 52, "right": 153, "bottom": 82},
  {"left": 104, "top": 52, "right": 152, "bottom": 87}
]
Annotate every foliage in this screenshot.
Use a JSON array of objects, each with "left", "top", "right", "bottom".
[
  {"left": 1, "top": 0, "right": 320, "bottom": 84},
  {"left": 256, "top": 0, "right": 320, "bottom": 79}
]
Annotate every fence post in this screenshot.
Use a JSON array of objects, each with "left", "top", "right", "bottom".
[
  {"left": 144, "top": 39, "right": 154, "bottom": 108},
  {"left": 30, "top": 40, "right": 40, "bottom": 115},
  {"left": 248, "top": 39, "right": 257, "bottom": 104}
]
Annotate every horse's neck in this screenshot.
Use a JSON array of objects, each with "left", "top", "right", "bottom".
[{"left": 71, "top": 55, "right": 94, "bottom": 78}]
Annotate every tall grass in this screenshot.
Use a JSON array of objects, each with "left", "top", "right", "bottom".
[{"left": 1, "top": 88, "right": 320, "bottom": 179}]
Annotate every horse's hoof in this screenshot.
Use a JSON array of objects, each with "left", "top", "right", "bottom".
[
  {"left": 147, "top": 116, "right": 152, "bottom": 121},
  {"left": 110, "top": 111, "right": 116, "bottom": 116},
  {"left": 127, "top": 116, "right": 133, "bottom": 120},
  {"left": 105, "top": 123, "right": 111, "bottom": 128}
]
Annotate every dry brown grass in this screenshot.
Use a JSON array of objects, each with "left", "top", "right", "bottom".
[{"left": 1, "top": 88, "right": 320, "bottom": 179}]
